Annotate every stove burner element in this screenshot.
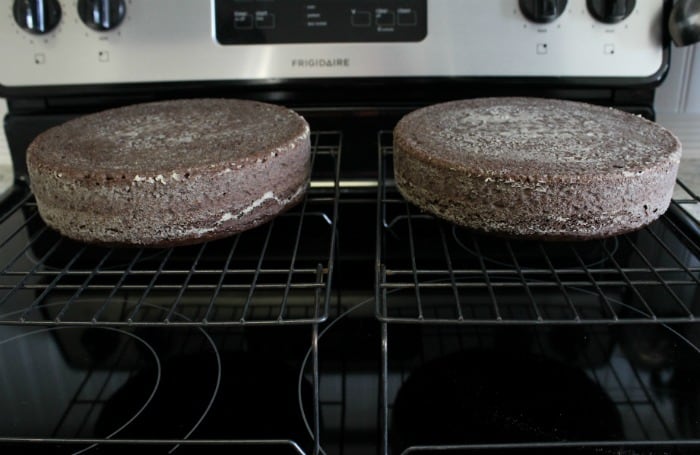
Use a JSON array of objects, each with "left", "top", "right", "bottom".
[
  {"left": 0, "top": 322, "right": 314, "bottom": 452},
  {"left": 0, "top": 326, "right": 160, "bottom": 444},
  {"left": 97, "top": 350, "right": 314, "bottom": 453},
  {"left": 0, "top": 302, "right": 230, "bottom": 453}
]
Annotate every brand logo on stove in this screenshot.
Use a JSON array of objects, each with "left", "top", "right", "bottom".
[{"left": 291, "top": 58, "right": 350, "bottom": 68}]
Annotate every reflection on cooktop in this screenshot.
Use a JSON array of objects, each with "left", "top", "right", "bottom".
[
  {"left": 391, "top": 349, "right": 624, "bottom": 454},
  {"left": 0, "top": 324, "right": 314, "bottom": 454},
  {"left": 383, "top": 323, "right": 700, "bottom": 454}
]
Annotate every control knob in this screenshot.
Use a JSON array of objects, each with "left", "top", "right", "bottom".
[
  {"left": 519, "top": 0, "right": 567, "bottom": 24},
  {"left": 587, "top": 0, "right": 635, "bottom": 24},
  {"left": 13, "top": 0, "right": 62, "bottom": 35},
  {"left": 77, "top": 0, "right": 126, "bottom": 31},
  {"left": 669, "top": 0, "right": 700, "bottom": 47}
]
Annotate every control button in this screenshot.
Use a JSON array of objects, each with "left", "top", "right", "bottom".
[
  {"left": 536, "top": 43, "right": 548, "bottom": 54},
  {"left": 604, "top": 43, "right": 615, "bottom": 54},
  {"left": 233, "top": 11, "right": 253, "bottom": 30},
  {"left": 255, "top": 11, "right": 275, "bottom": 29},
  {"left": 519, "top": 0, "right": 567, "bottom": 24},
  {"left": 77, "top": 0, "right": 126, "bottom": 32},
  {"left": 34, "top": 53, "right": 46, "bottom": 64},
  {"left": 351, "top": 10, "right": 371, "bottom": 27},
  {"left": 98, "top": 50, "right": 109, "bottom": 62},
  {"left": 397, "top": 8, "right": 417, "bottom": 26},
  {"left": 587, "top": 0, "right": 635, "bottom": 24},
  {"left": 375, "top": 9, "right": 395, "bottom": 27},
  {"left": 13, "top": 0, "right": 62, "bottom": 35}
]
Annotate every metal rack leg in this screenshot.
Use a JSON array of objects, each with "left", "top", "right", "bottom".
[
  {"left": 311, "top": 322, "right": 321, "bottom": 455},
  {"left": 381, "top": 321, "right": 389, "bottom": 455}
]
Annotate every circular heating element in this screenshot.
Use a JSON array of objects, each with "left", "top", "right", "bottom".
[
  {"left": 26, "top": 98, "right": 311, "bottom": 247},
  {"left": 0, "top": 320, "right": 314, "bottom": 451},
  {"left": 0, "top": 326, "right": 162, "bottom": 442},
  {"left": 393, "top": 97, "right": 681, "bottom": 240}
]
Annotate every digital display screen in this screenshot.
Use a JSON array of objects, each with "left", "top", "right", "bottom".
[{"left": 214, "top": 0, "right": 427, "bottom": 45}]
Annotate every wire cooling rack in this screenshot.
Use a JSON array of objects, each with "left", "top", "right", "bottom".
[
  {"left": 376, "top": 130, "right": 700, "bottom": 325},
  {"left": 376, "top": 130, "right": 700, "bottom": 455},
  {"left": 0, "top": 131, "right": 341, "bottom": 327}
]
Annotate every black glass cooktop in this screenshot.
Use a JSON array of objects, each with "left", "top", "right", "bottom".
[
  {"left": 3, "top": 314, "right": 700, "bottom": 454},
  {"left": 0, "top": 323, "right": 316, "bottom": 454}
]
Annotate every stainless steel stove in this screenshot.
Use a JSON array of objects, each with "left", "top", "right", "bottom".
[{"left": 1, "top": 1, "right": 700, "bottom": 454}]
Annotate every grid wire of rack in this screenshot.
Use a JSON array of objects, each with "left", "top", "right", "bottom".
[
  {"left": 376, "top": 131, "right": 700, "bottom": 325},
  {"left": 0, "top": 131, "right": 341, "bottom": 327}
]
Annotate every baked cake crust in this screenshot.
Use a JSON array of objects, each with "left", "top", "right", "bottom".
[
  {"left": 393, "top": 97, "right": 682, "bottom": 240},
  {"left": 27, "top": 98, "right": 311, "bottom": 247}
]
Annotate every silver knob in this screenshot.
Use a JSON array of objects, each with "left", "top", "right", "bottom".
[{"left": 669, "top": 0, "right": 700, "bottom": 47}]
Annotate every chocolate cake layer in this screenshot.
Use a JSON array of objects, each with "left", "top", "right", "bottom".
[
  {"left": 393, "top": 97, "right": 681, "bottom": 240},
  {"left": 27, "top": 98, "right": 311, "bottom": 247}
]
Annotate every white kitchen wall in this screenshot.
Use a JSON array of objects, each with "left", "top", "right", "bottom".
[
  {"left": 655, "top": 44, "right": 700, "bottom": 163},
  {"left": 656, "top": 45, "right": 700, "bottom": 113}
]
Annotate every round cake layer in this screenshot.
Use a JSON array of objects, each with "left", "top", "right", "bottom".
[
  {"left": 393, "top": 97, "right": 682, "bottom": 240},
  {"left": 27, "top": 98, "right": 311, "bottom": 247}
]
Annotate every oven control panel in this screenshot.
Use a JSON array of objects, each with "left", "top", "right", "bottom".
[
  {"left": 0, "top": 0, "right": 667, "bottom": 90},
  {"left": 214, "top": 0, "right": 427, "bottom": 44}
]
